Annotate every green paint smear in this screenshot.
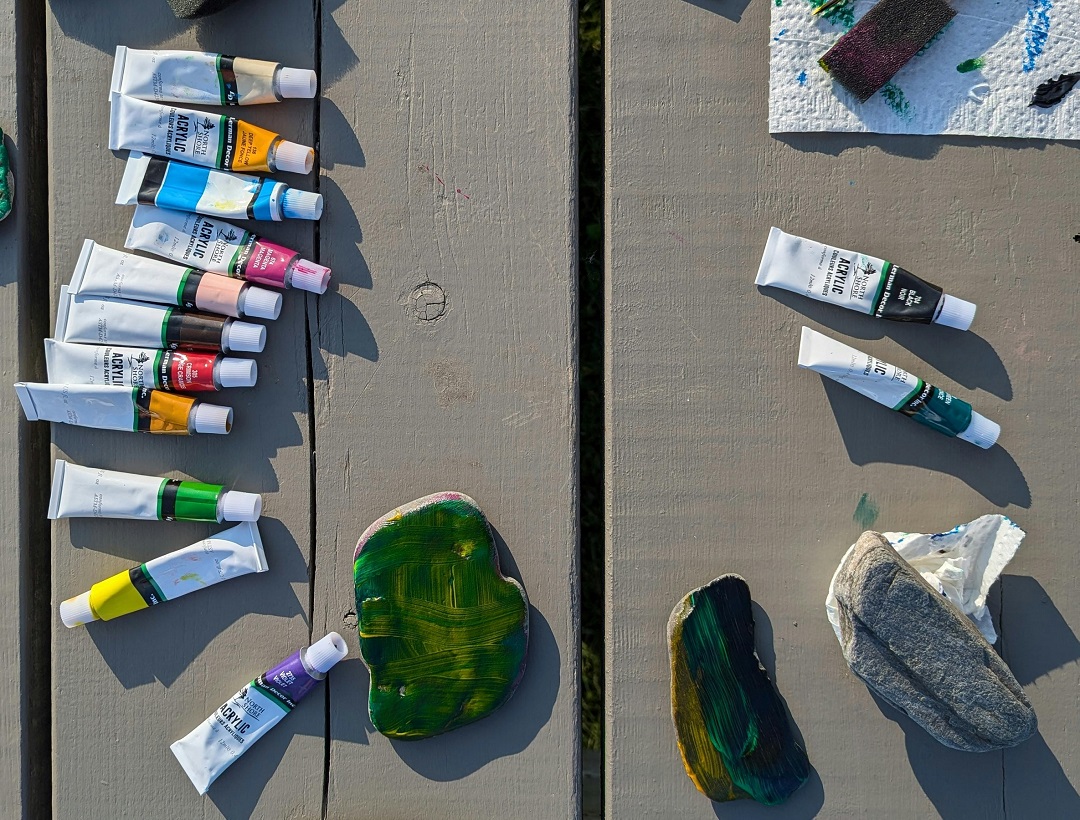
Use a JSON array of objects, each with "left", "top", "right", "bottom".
[
  {"left": 853, "top": 493, "right": 880, "bottom": 529},
  {"left": 0, "top": 133, "right": 10, "bottom": 223},
  {"left": 671, "top": 575, "right": 809, "bottom": 805},
  {"left": 354, "top": 494, "right": 528, "bottom": 740},
  {"left": 808, "top": 0, "right": 855, "bottom": 31},
  {"left": 880, "top": 82, "right": 913, "bottom": 120},
  {"left": 957, "top": 57, "right": 986, "bottom": 73}
]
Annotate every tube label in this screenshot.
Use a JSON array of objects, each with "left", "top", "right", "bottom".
[
  {"left": 756, "top": 228, "right": 943, "bottom": 323},
  {"left": 114, "top": 47, "right": 281, "bottom": 106},
  {"left": 134, "top": 388, "right": 195, "bottom": 434},
  {"left": 897, "top": 382, "right": 974, "bottom": 437},
  {"left": 45, "top": 340, "right": 221, "bottom": 392},
  {"left": 128, "top": 155, "right": 282, "bottom": 220}
]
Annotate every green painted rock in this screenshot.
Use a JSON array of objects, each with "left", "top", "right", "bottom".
[
  {"left": 668, "top": 574, "right": 809, "bottom": 805},
  {"left": 0, "top": 129, "right": 10, "bottom": 223},
  {"left": 353, "top": 492, "right": 529, "bottom": 740}
]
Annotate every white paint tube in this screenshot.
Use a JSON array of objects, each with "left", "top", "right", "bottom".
[
  {"left": 112, "top": 46, "right": 317, "bottom": 106},
  {"left": 68, "top": 239, "right": 282, "bottom": 321},
  {"left": 48, "top": 460, "right": 261, "bottom": 523},
  {"left": 44, "top": 339, "right": 257, "bottom": 392},
  {"left": 14, "top": 382, "right": 233, "bottom": 435},
  {"left": 126, "top": 205, "right": 331, "bottom": 293},
  {"left": 757, "top": 227, "right": 976, "bottom": 330},
  {"left": 798, "top": 327, "right": 999, "bottom": 448},
  {"left": 171, "top": 633, "right": 348, "bottom": 794},
  {"left": 55, "top": 286, "right": 266, "bottom": 354},
  {"left": 58, "top": 522, "right": 268, "bottom": 628},
  {"left": 109, "top": 94, "right": 314, "bottom": 175},
  {"left": 117, "top": 153, "right": 322, "bottom": 221}
]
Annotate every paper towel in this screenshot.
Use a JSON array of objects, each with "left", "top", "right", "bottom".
[{"left": 770, "top": 0, "right": 1080, "bottom": 138}]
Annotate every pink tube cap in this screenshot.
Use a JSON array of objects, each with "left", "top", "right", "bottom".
[{"left": 290, "top": 259, "right": 331, "bottom": 294}]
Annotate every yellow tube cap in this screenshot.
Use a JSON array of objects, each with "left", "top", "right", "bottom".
[{"left": 60, "top": 591, "right": 97, "bottom": 628}]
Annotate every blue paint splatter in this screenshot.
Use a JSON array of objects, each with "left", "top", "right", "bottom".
[
  {"left": 797, "top": 70, "right": 808, "bottom": 86},
  {"left": 880, "top": 82, "right": 913, "bottom": 121},
  {"left": 773, "top": 28, "right": 788, "bottom": 41},
  {"left": 1024, "top": 0, "right": 1052, "bottom": 73}
]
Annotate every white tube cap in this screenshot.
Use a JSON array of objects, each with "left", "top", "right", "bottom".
[
  {"left": 281, "top": 189, "right": 324, "bottom": 221},
  {"left": 277, "top": 67, "right": 318, "bottom": 99},
  {"left": 956, "top": 411, "right": 1000, "bottom": 449},
  {"left": 306, "top": 632, "right": 349, "bottom": 673},
  {"left": 290, "top": 259, "right": 332, "bottom": 294},
  {"left": 216, "top": 357, "right": 257, "bottom": 388},
  {"left": 239, "top": 286, "right": 283, "bottom": 321},
  {"left": 223, "top": 320, "right": 266, "bottom": 354},
  {"left": 192, "top": 403, "right": 233, "bottom": 435},
  {"left": 934, "top": 294, "right": 977, "bottom": 331},
  {"left": 272, "top": 140, "right": 315, "bottom": 174},
  {"left": 220, "top": 490, "right": 262, "bottom": 522},
  {"left": 60, "top": 591, "right": 97, "bottom": 628}
]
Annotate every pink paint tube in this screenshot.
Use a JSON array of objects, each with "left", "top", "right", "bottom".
[{"left": 126, "top": 205, "right": 331, "bottom": 294}]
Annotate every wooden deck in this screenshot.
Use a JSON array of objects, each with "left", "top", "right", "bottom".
[
  {"left": 2, "top": 0, "right": 578, "bottom": 816},
  {"left": 606, "top": 0, "right": 1080, "bottom": 817}
]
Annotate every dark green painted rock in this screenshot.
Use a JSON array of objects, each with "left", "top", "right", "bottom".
[
  {"left": 0, "top": 129, "right": 10, "bottom": 223},
  {"left": 668, "top": 574, "right": 809, "bottom": 805},
  {"left": 353, "top": 492, "right": 529, "bottom": 740},
  {"left": 167, "top": 0, "right": 245, "bottom": 18}
]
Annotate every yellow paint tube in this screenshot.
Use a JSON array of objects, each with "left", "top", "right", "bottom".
[{"left": 59, "top": 521, "right": 267, "bottom": 627}]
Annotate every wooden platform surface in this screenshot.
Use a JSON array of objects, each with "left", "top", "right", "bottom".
[
  {"left": 1, "top": 0, "right": 578, "bottom": 816},
  {"left": 605, "top": 0, "right": 1080, "bottom": 818}
]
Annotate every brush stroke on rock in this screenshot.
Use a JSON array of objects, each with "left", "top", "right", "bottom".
[
  {"left": 668, "top": 574, "right": 809, "bottom": 805},
  {"left": 353, "top": 492, "right": 529, "bottom": 740}
]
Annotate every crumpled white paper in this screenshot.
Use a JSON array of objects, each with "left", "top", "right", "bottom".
[
  {"left": 826, "top": 514, "right": 1025, "bottom": 644},
  {"left": 770, "top": 0, "right": 1080, "bottom": 138}
]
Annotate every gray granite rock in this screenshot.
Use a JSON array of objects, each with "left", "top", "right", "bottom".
[{"left": 833, "top": 531, "right": 1037, "bottom": 752}]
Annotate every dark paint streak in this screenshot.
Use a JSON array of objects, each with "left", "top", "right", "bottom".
[{"left": 1030, "top": 73, "right": 1080, "bottom": 108}]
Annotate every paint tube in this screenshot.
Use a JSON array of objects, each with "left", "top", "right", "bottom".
[
  {"left": 59, "top": 521, "right": 267, "bottom": 628},
  {"left": 48, "top": 460, "right": 261, "bottom": 523},
  {"left": 798, "top": 327, "right": 999, "bottom": 448},
  {"left": 44, "top": 339, "right": 257, "bottom": 392},
  {"left": 126, "top": 205, "right": 330, "bottom": 294},
  {"left": 757, "top": 227, "right": 976, "bottom": 330},
  {"left": 112, "top": 46, "right": 317, "bottom": 106},
  {"left": 56, "top": 287, "right": 266, "bottom": 354},
  {"left": 68, "top": 240, "right": 281, "bottom": 321},
  {"left": 117, "top": 153, "right": 323, "bottom": 222},
  {"left": 171, "top": 632, "right": 348, "bottom": 794},
  {"left": 14, "top": 382, "right": 233, "bottom": 435},
  {"left": 109, "top": 94, "right": 314, "bottom": 175}
]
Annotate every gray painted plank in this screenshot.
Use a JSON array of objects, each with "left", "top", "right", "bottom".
[
  {"left": 312, "top": 1, "right": 580, "bottom": 816},
  {"left": 47, "top": 3, "right": 320, "bottom": 816},
  {"left": 606, "top": 1, "right": 1079, "bottom": 818}
]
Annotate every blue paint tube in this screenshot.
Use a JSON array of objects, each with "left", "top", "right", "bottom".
[
  {"left": 798, "top": 327, "right": 1000, "bottom": 448},
  {"left": 117, "top": 153, "right": 322, "bottom": 221}
]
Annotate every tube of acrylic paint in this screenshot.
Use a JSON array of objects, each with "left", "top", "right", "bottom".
[
  {"left": 798, "top": 327, "right": 999, "bottom": 448},
  {"left": 55, "top": 287, "right": 266, "bottom": 354},
  {"left": 109, "top": 94, "right": 314, "bottom": 175},
  {"left": 757, "top": 227, "right": 976, "bottom": 330},
  {"left": 171, "top": 632, "right": 348, "bottom": 794},
  {"left": 49, "top": 460, "right": 261, "bottom": 523},
  {"left": 59, "top": 521, "right": 268, "bottom": 628},
  {"left": 44, "top": 339, "right": 257, "bottom": 392},
  {"left": 68, "top": 240, "right": 282, "bottom": 321},
  {"left": 126, "top": 205, "right": 331, "bottom": 294},
  {"left": 112, "top": 46, "right": 317, "bottom": 106},
  {"left": 14, "top": 382, "right": 233, "bottom": 435},
  {"left": 117, "top": 153, "right": 323, "bottom": 222}
]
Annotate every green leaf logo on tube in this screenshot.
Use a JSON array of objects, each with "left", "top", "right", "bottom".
[
  {"left": 48, "top": 460, "right": 261, "bottom": 523},
  {"left": 59, "top": 521, "right": 268, "bottom": 628},
  {"left": 757, "top": 228, "right": 977, "bottom": 330},
  {"left": 797, "top": 327, "right": 1000, "bottom": 449}
]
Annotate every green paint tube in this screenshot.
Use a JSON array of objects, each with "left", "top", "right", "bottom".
[{"left": 48, "top": 460, "right": 260, "bottom": 522}]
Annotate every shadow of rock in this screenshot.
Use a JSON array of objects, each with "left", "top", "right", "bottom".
[
  {"left": 681, "top": 0, "right": 753, "bottom": 24},
  {"left": 821, "top": 378, "right": 1030, "bottom": 508},
  {"left": 776, "top": 131, "right": 1080, "bottom": 161},
  {"left": 1000, "top": 575, "right": 1080, "bottom": 687}
]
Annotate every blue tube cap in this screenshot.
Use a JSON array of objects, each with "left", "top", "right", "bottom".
[{"left": 281, "top": 189, "right": 323, "bottom": 220}]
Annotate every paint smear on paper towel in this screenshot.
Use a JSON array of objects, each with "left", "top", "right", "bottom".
[{"left": 1024, "top": 0, "right": 1053, "bottom": 73}]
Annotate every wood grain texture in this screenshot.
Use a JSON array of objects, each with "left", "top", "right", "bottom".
[
  {"left": 312, "top": 1, "right": 580, "bottom": 816},
  {"left": 1, "top": 0, "right": 43, "bottom": 814},
  {"left": 47, "top": 3, "right": 320, "bottom": 816},
  {"left": 606, "top": 0, "right": 1079, "bottom": 817}
]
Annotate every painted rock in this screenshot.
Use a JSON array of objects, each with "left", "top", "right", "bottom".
[
  {"left": 833, "top": 531, "right": 1037, "bottom": 752},
  {"left": 166, "top": 0, "right": 245, "bottom": 18},
  {"left": 668, "top": 574, "right": 809, "bottom": 805},
  {"left": 0, "top": 128, "right": 10, "bottom": 223},
  {"left": 353, "top": 492, "right": 529, "bottom": 740}
]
